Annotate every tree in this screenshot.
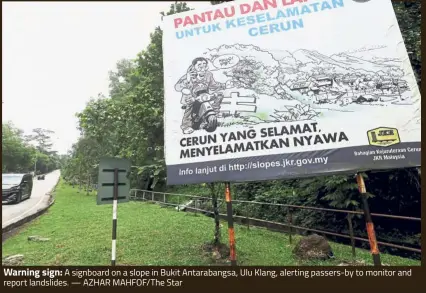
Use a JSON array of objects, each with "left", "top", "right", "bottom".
[
  {"left": 392, "top": 2, "right": 421, "bottom": 87},
  {"left": 66, "top": 0, "right": 230, "bottom": 252},
  {"left": 26, "top": 128, "right": 55, "bottom": 154},
  {"left": 72, "top": 2, "right": 192, "bottom": 189},
  {"left": 2, "top": 122, "right": 36, "bottom": 173},
  {"left": 388, "top": 67, "right": 404, "bottom": 99},
  {"left": 2, "top": 122, "right": 60, "bottom": 174},
  {"left": 24, "top": 128, "right": 60, "bottom": 173},
  {"left": 207, "top": 183, "right": 223, "bottom": 245}
]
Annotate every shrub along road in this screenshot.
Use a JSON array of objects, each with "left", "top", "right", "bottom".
[{"left": 1, "top": 180, "right": 420, "bottom": 266}]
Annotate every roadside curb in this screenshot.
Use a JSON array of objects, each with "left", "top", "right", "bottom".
[
  {"left": 2, "top": 199, "right": 56, "bottom": 236},
  {"left": 2, "top": 175, "right": 60, "bottom": 239}
]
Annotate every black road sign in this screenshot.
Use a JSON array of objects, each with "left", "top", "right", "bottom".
[{"left": 97, "top": 157, "right": 131, "bottom": 205}]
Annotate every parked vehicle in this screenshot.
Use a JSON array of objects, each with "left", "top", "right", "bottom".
[
  {"left": 37, "top": 174, "right": 45, "bottom": 180},
  {"left": 2, "top": 173, "right": 33, "bottom": 204}
]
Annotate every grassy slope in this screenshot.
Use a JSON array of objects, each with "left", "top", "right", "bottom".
[{"left": 2, "top": 180, "right": 420, "bottom": 266}]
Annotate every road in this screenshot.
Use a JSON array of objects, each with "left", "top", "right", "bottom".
[{"left": 2, "top": 170, "right": 60, "bottom": 229}]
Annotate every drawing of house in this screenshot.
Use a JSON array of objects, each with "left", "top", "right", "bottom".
[
  {"left": 290, "top": 81, "right": 311, "bottom": 94},
  {"left": 342, "top": 97, "right": 352, "bottom": 105},
  {"left": 310, "top": 86, "right": 320, "bottom": 94},
  {"left": 340, "top": 97, "right": 353, "bottom": 106},
  {"left": 360, "top": 94, "right": 379, "bottom": 102},
  {"left": 381, "top": 80, "right": 393, "bottom": 89},
  {"left": 315, "top": 93, "right": 329, "bottom": 103},
  {"left": 397, "top": 80, "right": 408, "bottom": 89},
  {"left": 312, "top": 75, "right": 333, "bottom": 87},
  {"left": 342, "top": 77, "right": 357, "bottom": 85},
  {"left": 337, "top": 91, "right": 355, "bottom": 104}
]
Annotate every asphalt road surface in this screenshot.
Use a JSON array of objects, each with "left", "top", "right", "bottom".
[{"left": 2, "top": 170, "right": 60, "bottom": 229}]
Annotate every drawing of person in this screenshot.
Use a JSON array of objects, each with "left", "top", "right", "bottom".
[{"left": 175, "top": 57, "right": 232, "bottom": 134}]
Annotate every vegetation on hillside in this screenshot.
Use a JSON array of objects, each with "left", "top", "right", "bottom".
[
  {"left": 2, "top": 181, "right": 420, "bottom": 266},
  {"left": 2, "top": 122, "right": 65, "bottom": 174},
  {"left": 62, "top": 1, "right": 421, "bottom": 258}
]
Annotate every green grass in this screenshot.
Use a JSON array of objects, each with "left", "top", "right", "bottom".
[{"left": 2, "top": 180, "right": 420, "bottom": 266}]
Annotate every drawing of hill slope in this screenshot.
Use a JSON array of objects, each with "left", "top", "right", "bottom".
[{"left": 330, "top": 53, "right": 398, "bottom": 72}]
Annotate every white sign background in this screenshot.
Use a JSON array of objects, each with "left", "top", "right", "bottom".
[{"left": 163, "top": 0, "right": 420, "bottom": 168}]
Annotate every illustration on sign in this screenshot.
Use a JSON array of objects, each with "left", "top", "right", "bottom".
[
  {"left": 174, "top": 44, "right": 416, "bottom": 135},
  {"left": 162, "top": 0, "right": 421, "bottom": 185}
]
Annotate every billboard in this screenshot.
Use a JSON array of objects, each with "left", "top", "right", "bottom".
[{"left": 162, "top": 0, "right": 421, "bottom": 185}]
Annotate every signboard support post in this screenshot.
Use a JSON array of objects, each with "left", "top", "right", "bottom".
[
  {"left": 97, "top": 157, "right": 131, "bottom": 266},
  {"left": 288, "top": 209, "right": 293, "bottom": 245},
  {"left": 346, "top": 214, "right": 356, "bottom": 259},
  {"left": 224, "top": 182, "right": 237, "bottom": 266},
  {"left": 111, "top": 168, "right": 118, "bottom": 266},
  {"left": 356, "top": 173, "right": 381, "bottom": 266}
]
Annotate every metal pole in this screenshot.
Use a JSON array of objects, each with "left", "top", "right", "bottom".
[
  {"left": 177, "top": 195, "right": 180, "bottom": 211},
  {"left": 225, "top": 182, "right": 237, "bottom": 266},
  {"left": 288, "top": 209, "right": 293, "bottom": 245},
  {"left": 245, "top": 203, "right": 250, "bottom": 230},
  {"left": 111, "top": 168, "right": 118, "bottom": 266},
  {"left": 347, "top": 214, "right": 356, "bottom": 259},
  {"left": 356, "top": 173, "right": 381, "bottom": 266}
]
